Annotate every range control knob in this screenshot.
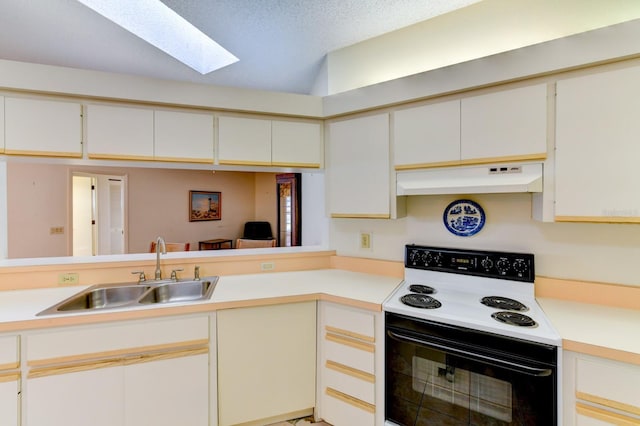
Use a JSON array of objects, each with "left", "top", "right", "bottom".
[
  {"left": 408, "top": 250, "right": 421, "bottom": 264},
  {"left": 512, "top": 258, "right": 529, "bottom": 275},
  {"left": 496, "top": 257, "right": 511, "bottom": 274},
  {"left": 480, "top": 256, "right": 494, "bottom": 271},
  {"left": 426, "top": 251, "right": 442, "bottom": 266}
]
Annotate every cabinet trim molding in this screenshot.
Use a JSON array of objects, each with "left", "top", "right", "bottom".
[
  {"left": 555, "top": 216, "right": 640, "bottom": 224},
  {"left": 325, "top": 387, "right": 375, "bottom": 413},
  {"left": 325, "top": 325, "right": 374, "bottom": 343},
  {"left": 153, "top": 156, "right": 213, "bottom": 164},
  {"left": 395, "top": 152, "right": 547, "bottom": 171},
  {"left": 270, "top": 161, "right": 321, "bottom": 168},
  {"left": 325, "top": 332, "right": 375, "bottom": 353},
  {"left": 0, "top": 362, "right": 19, "bottom": 371},
  {"left": 326, "top": 360, "right": 375, "bottom": 383},
  {"left": 576, "top": 402, "right": 640, "bottom": 425},
  {"left": 577, "top": 391, "right": 640, "bottom": 417},
  {"left": 4, "top": 149, "right": 82, "bottom": 158},
  {"left": 27, "top": 338, "right": 209, "bottom": 368},
  {"left": 88, "top": 153, "right": 155, "bottom": 162},
  {"left": 218, "top": 159, "right": 272, "bottom": 166},
  {"left": 330, "top": 213, "right": 390, "bottom": 219},
  {"left": 0, "top": 372, "right": 20, "bottom": 383}
]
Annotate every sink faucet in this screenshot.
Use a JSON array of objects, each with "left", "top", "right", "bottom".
[{"left": 154, "top": 236, "right": 166, "bottom": 280}]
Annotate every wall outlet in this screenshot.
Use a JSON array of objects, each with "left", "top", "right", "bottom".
[
  {"left": 261, "top": 262, "right": 275, "bottom": 271},
  {"left": 58, "top": 273, "right": 79, "bottom": 285},
  {"left": 360, "top": 232, "right": 372, "bottom": 249},
  {"left": 50, "top": 226, "right": 65, "bottom": 235}
]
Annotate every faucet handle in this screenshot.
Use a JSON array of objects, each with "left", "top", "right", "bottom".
[
  {"left": 170, "top": 268, "right": 184, "bottom": 281},
  {"left": 194, "top": 265, "right": 200, "bottom": 280},
  {"left": 132, "top": 271, "right": 147, "bottom": 283}
]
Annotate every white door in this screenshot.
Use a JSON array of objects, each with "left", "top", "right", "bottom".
[{"left": 72, "top": 173, "right": 126, "bottom": 256}]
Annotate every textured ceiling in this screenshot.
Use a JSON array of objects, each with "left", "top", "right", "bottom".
[{"left": 0, "top": 0, "right": 480, "bottom": 95}]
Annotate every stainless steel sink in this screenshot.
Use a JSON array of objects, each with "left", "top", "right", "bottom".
[
  {"left": 139, "top": 280, "right": 214, "bottom": 304},
  {"left": 37, "top": 277, "right": 218, "bottom": 316}
]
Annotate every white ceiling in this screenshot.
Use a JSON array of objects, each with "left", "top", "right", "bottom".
[{"left": 0, "top": 0, "right": 480, "bottom": 95}]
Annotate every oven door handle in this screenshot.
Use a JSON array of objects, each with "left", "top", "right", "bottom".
[{"left": 387, "top": 330, "right": 553, "bottom": 377}]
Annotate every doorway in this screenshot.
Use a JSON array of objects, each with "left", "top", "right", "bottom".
[
  {"left": 72, "top": 172, "right": 126, "bottom": 256},
  {"left": 276, "top": 173, "right": 301, "bottom": 247}
]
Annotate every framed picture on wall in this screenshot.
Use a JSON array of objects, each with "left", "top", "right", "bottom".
[{"left": 189, "top": 191, "right": 221, "bottom": 221}]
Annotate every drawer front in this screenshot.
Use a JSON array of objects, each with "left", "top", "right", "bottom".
[
  {"left": 322, "top": 387, "right": 375, "bottom": 426},
  {"left": 324, "top": 361, "right": 374, "bottom": 404},
  {"left": 324, "top": 335, "right": 375, "bottom": 374},
  {"left": 323, "top": 303, "right": 374, "bottom": 340},
  {"left": 27, "top": 315, "right": 209, "bottom": 362},
  {"left": 576, "top": 357, "right": 640, "bottom": 414},
  {"left": 0, "top": 335, "right": 18, "bottom": 368}
]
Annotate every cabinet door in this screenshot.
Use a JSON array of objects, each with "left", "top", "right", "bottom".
[
  {"left": 218, "top": 116, "right": 272, "bottom": 166},
  {"left": 154, "top": 110, "right": 213, "bottom": 163},
  {"left": 394, "top": 100, "right": 460, "bottom": 169},
  {"left": 26, "top": 366, "right": 124, "bottom": 426},
  {"left": 125, "top": 353, "right": 209, "bottom": 426},
  {"left": 327, "top": 113, "right": 391, "bottom": 218},
  {"left": 271, "top": 120, "right": 322, "bottom": 167},
  {"left": 5, "top": 97, "right": 82, "bottom": 157},
  {"left": 461, "top": 84, "right": 547, "bottom": 162},
  {"left": 86, "top": 104, "right": 154, "bottom": 160},
  {"left": 0, "top": 379, "right": 19, "bottom": 426},
  {"left": 217, "top": 302, "right": 316, "bottom": 426},
  {"left": 555, "top": 66, "right": 640, "bottom": 222}
]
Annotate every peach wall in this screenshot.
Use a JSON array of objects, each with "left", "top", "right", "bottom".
[{"left": 6, "top": 162, "right": 278, "bottom": 257}]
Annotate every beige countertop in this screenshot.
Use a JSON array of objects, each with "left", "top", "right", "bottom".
[{"left": 538, "top": 297, "right": 640, "bottom": 365}]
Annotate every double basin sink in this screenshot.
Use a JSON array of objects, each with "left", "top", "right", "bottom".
[{"left": 37, "top": 276, "right": 218, "bottom": 316}]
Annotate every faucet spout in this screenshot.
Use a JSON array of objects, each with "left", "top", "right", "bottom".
[{"left": 154, "top": 236, "right": 166, "bottom": 280}]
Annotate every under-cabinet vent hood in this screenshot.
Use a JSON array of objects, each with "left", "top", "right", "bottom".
[{"left": 396, "top": 163, "right": 543, "bottom": 196}]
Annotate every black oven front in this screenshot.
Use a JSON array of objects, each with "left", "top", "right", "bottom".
[{"left": 385, "top": 312, "right": 558, "bottom": 426}]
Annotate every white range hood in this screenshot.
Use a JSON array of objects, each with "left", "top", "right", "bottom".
[{"left": 396, "top": 163, "right": 543, "bottom": 196}]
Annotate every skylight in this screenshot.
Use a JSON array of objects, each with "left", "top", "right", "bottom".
[{"left": 76, "top": 0, "right": 238, "bottom": 74}]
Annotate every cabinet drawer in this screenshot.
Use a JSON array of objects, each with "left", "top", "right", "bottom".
[
  {"left": 576, "top": 357, "right": 640, "bottom": 415},
  {"left": 322, "top": 387, "right": 375, "bottom": 426},
  {"left": 323, "top": 303, "right": 374, "bottom": 341},
  {"left": 27, "top": 316, "right": 209, "bottom": 363},
  {"left": 0, "top": 335, "right": 18, "bottom": 368},
  {"left": 324, "top": 361, "right": 374, "bottom": 404},
  {"left": 324, "top": 334, "right": 375, "bottom": 374}
]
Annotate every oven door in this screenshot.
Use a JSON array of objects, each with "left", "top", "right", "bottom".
[{"left": 385, "top": 313, "right": 557, "bottom": 426}]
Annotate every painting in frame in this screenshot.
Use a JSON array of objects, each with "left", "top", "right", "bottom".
[{"left": 189, "top": 191, "right": 221, "bottom": 221}]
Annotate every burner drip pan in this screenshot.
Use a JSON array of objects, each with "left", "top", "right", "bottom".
[
  {"left": 481, "top": 296, "right": 528, "bottom": 311},
  {"left": 491, "top": 311, "right": 537, "bottom": 327},
  {"left": 408, "top": 284, "right": 436, "bottom": 294},
  {"left": 400, "top": 294, "right": 442, "bottom": 309}
]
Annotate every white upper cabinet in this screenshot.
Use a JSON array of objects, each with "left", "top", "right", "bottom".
[
  {"left": 393, "top": 84, "right": 548, "bottom": 169},
  {"left": 218, "top": 115, "right": 322, "bottom": 168},
  {"left": 328, "top": 113, "right": 397, "bottom": 218},
  {"left": 4, "top": 97, "right": 82, "bottom": 157},
  {"left": 218, "top": 116, "right": 272, "bottom": 166},
  {"left": 86, "top": 104, "right": 154, "bottom": 160},
  {"left": 460, "top": 84, "right": 548, "bottom": 162},
  {"left": 555, "top": 65, "right": 640, "bottom": 223},
  {"left": 271, "top": 120, "right": 322, "bottom": 167},
  {"left": 154, "top": 110, "right": 213, "bottom": 163},
  {"left": 0, "top": 97, "right": 4, "bottom": 153},
  {"left": 394, "top": 99, "right": 460, "bottom": 169}
]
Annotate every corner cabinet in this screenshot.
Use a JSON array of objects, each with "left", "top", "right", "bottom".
[
  {"left": 555, "top": 65, "right": 640, "bottom": 223},
  {"left": 0, "top": 335, "right": 19, "bottom": 426},
  {"left": 4, "top": 97, "right": 82, "bottom": 158},
  {"left": 327, "top": 113, "right": 405, "bottom": 219},
  {"left": 217, "top": 301, "right": 317, "bottom": 426},
  {"left": 316, "top": 302, "right": 383, "bottom": 426},
  {"left": 563, "top": 351, "right": 640, "bottom": 425},
  {"left": 23, "top": 315, "right": 211, "bottom": 426},
  {"left": 217, "top": 115, "right": 322, "bottom": 168},
  {"left": 394, "top": 84, "right": 548, "bottom": 169}
]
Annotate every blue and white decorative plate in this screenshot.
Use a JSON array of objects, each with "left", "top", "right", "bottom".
[{"left": 443, "top": 199, "right": 486, "bottom": 237}]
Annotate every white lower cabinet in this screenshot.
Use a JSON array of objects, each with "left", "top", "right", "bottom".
[
  {"left": 564, "top": 351, "right": 640, "bottom": 425},
  {"left": 317, "top": 302, "right": 381, "bottom": 426},
  {"left": 217, "top": 301, "right": 317, "bottom": 426},
  {"left": 0, "top": 335, "right": 19, "bottom": 426},
  {"left": 23, "top": 315, "right": 211, "bottom": 426}
]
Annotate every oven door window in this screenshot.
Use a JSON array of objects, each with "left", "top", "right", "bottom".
[{"left": 386, "top": 335, "right": 556, "bottom": 425}]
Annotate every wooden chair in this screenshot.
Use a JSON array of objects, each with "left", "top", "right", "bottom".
[
  {"left": 235, "top": 238, "right": 276, "bottom": 249},
  {"left": 149, "top": 242, "right": 190, "bottom": 252}
]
